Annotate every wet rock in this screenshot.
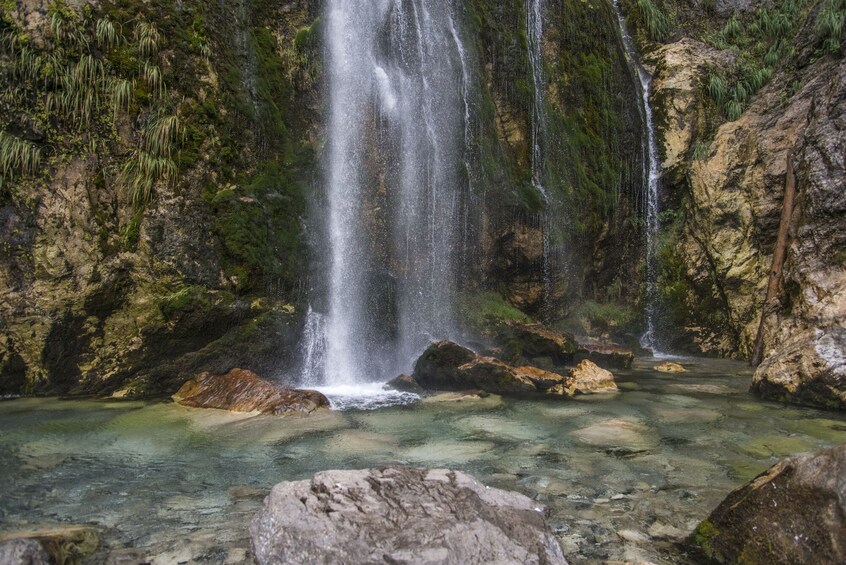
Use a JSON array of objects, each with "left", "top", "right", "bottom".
[
  {"left": 496, "top": 322, "right": 577, "bottom": 365},
  {"left": 574, "top": 339, "right": 634, "bottom": 369},
  {"left": 752, "top": 327, "right": 846, "bottom": 410},
  {"left": 172, "top": 368, "right": 329, "bottom": 416},
  {"left": 0, "top": 526, "right": 98, "bottom": 565},
  {"left": 412, "top": 341, "right": 478, "bottom": 390},
  {"left": 250, "top": 467, "right": 568, "bottom": 564},
  {"left": 548, "top": 360, "right": 618, "bottom": 397},
  {"left": 0, "top": 539, "right": 49, "bottom": 565},
  {"left": 689, "top": 444, "right": 846, "bottom": 564},
  {"left": 459, "top": 357, "right": 546, "bottom": 394},
  {"left": 654, "top": 362, "right": 686, "bottom": 373},
  {"left": 384, "top": 373, "right": 424, "bottom": 393}
]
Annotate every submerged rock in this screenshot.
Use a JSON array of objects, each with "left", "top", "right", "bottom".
[
  {"left": 250, "top": 467, "right": 568, "bottom": 564},
  {"left": 689, "top": 444, "right": 846, "bottom": 564},
  {"left": 654, "top": 362, "right": 686, "bottom": 373},
  {"left": 548, "top": 360, "right": 618, "bottom": 397},
  {"left": 172, "top": 368, "right": 329, "bottom": 416}
]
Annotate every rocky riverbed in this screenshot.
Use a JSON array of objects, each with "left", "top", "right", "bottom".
[{"left": 1, "top": 357, "right": 844, "bottom": 563}]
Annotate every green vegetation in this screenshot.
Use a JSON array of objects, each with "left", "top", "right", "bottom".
[
  {"left": 817, "top": 0, "right": 845, "bottom": 54},
  {"left": 561, "top": 300, "right": 636, "bottom": 335},
  {"left": 0, "top": 131, "right": 41, "bottom": 189},
  {"left": 459, "top": 291, "right": 530, "bottom": 335},
  {"left": 637, "top": 0, "right": 671, "bottom": 41},
  {"left": 701, "top": 0, "right": 816, "bottom": 121}
]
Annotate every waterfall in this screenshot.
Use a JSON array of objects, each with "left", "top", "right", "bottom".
[
  {"left": 307, "top": 0, "right": 471, "bottom": 388},
  {"left": 610, "top": 0, "right": 663, "bottom": 353},
  {"left": 527, "top": 0, "right": 548, "bottom": 202}
]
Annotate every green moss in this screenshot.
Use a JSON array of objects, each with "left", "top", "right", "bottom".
[
  {"left": 562, "top": 300, "right": 636, "bottom": 335},
  {"left": 692, "top": 518, "right": 720, "bottom": 557},
  {"left": 159, "top": 285, "right": 212, "bottom": 320},
  {"left": 459, "top": 291, "right": 531, "bottom": 335}
]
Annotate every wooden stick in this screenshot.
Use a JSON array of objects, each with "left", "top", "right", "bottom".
[{"left": 751, "top": 153, "right": 797, "bottom": 367}]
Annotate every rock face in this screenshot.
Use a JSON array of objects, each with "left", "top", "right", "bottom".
[
  {"left": 574, "top": 339, "right": 634, "bottom": 369},
  {"left": 689, "top": 444, "right": 846, "bottom": 564},
  {"left": 250, "top": 467, "right": 568, "bottom": 565},
  {"left": 0, "top": 526, "right": 98, "bottom": 565},
  {"left": 752, "top": 327, "right": 846, "bottom": 410},
  {"left": 172, "top": 368, "right": 329, "bottom": 416}
]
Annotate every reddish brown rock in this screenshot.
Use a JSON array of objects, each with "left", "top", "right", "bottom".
[
  {"left": 496, "top": 322, "right": 577, "bottom": 365},
  {"left": 574, "top": 339, "right": 634, "bottom": 369},
  {"left": 173, "top": 368, "right": 329, "bottom": 416},
  {"left": 457, "top": 357, "right": 538, "bottom": 394}
]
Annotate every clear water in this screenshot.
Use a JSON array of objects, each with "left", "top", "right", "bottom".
[{"left": 1, "top": 358, "right": 844, "bottom": 564}]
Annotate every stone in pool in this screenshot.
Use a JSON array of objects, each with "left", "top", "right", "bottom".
[
  {"left": 547, "top": 359, "right": 618, "bottom": 397},
  {"left": 173, "top": 368, "right": 329, "bottom": 416},
  {"left": 250, "top": 467, "right": 568, "bottom": 564},
  {"left": 654, "top": 361, "right": 686, "bottom": 373},
  {"left": 689, "top": 444, "right": 846, "bottom": 564}
]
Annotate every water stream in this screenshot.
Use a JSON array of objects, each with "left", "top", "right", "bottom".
[
  {"left": 310, "top": 0, "right": 472, "bottom": 398},
  {"left": 2, "top": 359, "right": 844, "bottom": 563},
  {"left": 611, "top": 0, "right": 664, "bottom": 353}
]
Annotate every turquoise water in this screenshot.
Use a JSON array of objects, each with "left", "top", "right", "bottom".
[{"left": 1, "top": 357, "right": 844, "bottom": 564}]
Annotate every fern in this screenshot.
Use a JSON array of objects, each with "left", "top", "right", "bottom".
[
  {"left": 637, "top": 0, "right": 670, "bottom": 42},
  {"left": 706, "top": 72, "right": 726, "bottom": 105},
  {"left": 1, "top": 131, "right": 42, "bottom": 185},
  {"left": 134, "top": 20, "right": 160, "bottom": 59},
  {"left": 817, "top": 0, "right": 845, "bottom": 54},
  {"left": 96, "top": 16, "right": 123, "bottom": 49}
]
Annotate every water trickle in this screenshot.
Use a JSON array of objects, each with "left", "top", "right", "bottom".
[
  {"left": 309, "top": 0, "right": 473, "bottom": 392},
  {"left": 527, "top": 0, "right": 548, "bottom": 203},
  {"left": 611, "top": 0, "right": 664, "bottom": 353}
]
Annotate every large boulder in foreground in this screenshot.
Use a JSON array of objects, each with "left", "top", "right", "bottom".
[
  {"left": 751, "top": 327, "right": 846, "bottom": 410},
  {"left": 688, "top": 444, "right": 846, "bottom": 564},
  {"left": 0, "top": 525, "right": 98, "bottom": 565},
  {"left": 250, "top": 467, "right": 567, "bottom": 564},
  {"left": 173, "top": 368, "right": 329, "bottom": 416}
]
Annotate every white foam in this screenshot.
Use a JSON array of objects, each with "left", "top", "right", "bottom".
[{"left": 311, "top": 383, "right": 420, "bottom": 411}]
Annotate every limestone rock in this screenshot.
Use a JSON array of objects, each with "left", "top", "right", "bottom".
[
  {"left": 172, "top": 368, "right": 329, "bottom": 416},
  {"left": 548, "top": 360, "right": 618, "bottom": 397},
  {"left": 458, "top": 356, "right": 539, "bottom": 394},
  {"left": 574, "top": 339, "right": 634, "bottom": 369},
  {"left": 0, "top": 526, "right": 98, "bottom": 565},
  {"left": 250, "top": 467, "right": 568, "bottom": 565},
  {"left": 0, "top": 539, "right": 49, "bottom": 565},
  {"left": 689, "top": 444, "right": 846, "bottom": 564},
  {"left": 654, "top": 362, "right": 686, "bottom": 373},
  {"left": 752, "top": 327, "right": 846, "bottom": 410}
]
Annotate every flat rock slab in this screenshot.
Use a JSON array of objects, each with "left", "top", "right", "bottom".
[
  {"left": 173, "top": 368, "right": 329, "bottom": 416},
  {"left": 250, "top": 467, "right": 568, "bottom": 565}
]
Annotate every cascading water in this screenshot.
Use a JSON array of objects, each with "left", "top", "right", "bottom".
[
  {"left": 302, "top": 0, "right": 473, "bottom": 402},
  {"left": 610, "top": 0, "right": 663, "bottom": 354}
]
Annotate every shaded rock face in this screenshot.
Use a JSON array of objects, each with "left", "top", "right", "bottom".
[
  {"left": 250, "top": 467, "right": 568, "bottom": 565},
  {"left": 752, "top": 327, "right": 846, "bottom": 410},
  {"left": 573, "top": 339, "right": 634, "bottom": 369},
  {"left": 412, "top": 341, "right": 478, "bottom": 390},
  {"left": 0, "top": 525, "right": 98, "bottom": 565},
  {"left": 689, "top": 444, "right": 846, "bottom": 564},
  {"left": 172, "top": 368, "right": 329, "bottom": 416}
]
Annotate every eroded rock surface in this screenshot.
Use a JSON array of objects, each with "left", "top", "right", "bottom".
[
  {"left": 250, "top": 467, "right": 568, "bottom": 565},
  {"left": 172, "top": 368, "right": 329, "bottom": 416},
  {"left": 689, "top": 444, "right": 846, "bottom": 564},
  {"left": 548, "top": 360, "right": 618, "bottom": 396}
]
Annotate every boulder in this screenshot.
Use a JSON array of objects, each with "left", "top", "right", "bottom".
[
  {"left": 547, "top": 360, "right": 618, "bottom": 397},
  {"left": 250, "top": 467, "right": 568, "bottom": 564},
  {"left": 751, "top": 327, "right": 846, "bottom": 410},
  {"left": 0, "top": 526, "right": 98, "bottom": 565},
  {"left": 0, "top": 539, "right": 49, "bottom": 565},
  {"left": 384, "top": 373, "right": 424, "bottom": 393},
  {"left": 654, "top": 361, "right": 686, "bottom": 373},
  {"left": 412, "top": 341, "right": 477, "bottom": 390},
  {"left": 172, "top": 368, "right": 329, "bottom": 416},
  {"left": 496, "top": 322, "right": 577, "bottom": 365},
  {"left": 688, "top": 444, "right": 846, "bottom": 564},
  {"left": 574, "top": 339, "right": 634, "bottom": 369}
]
